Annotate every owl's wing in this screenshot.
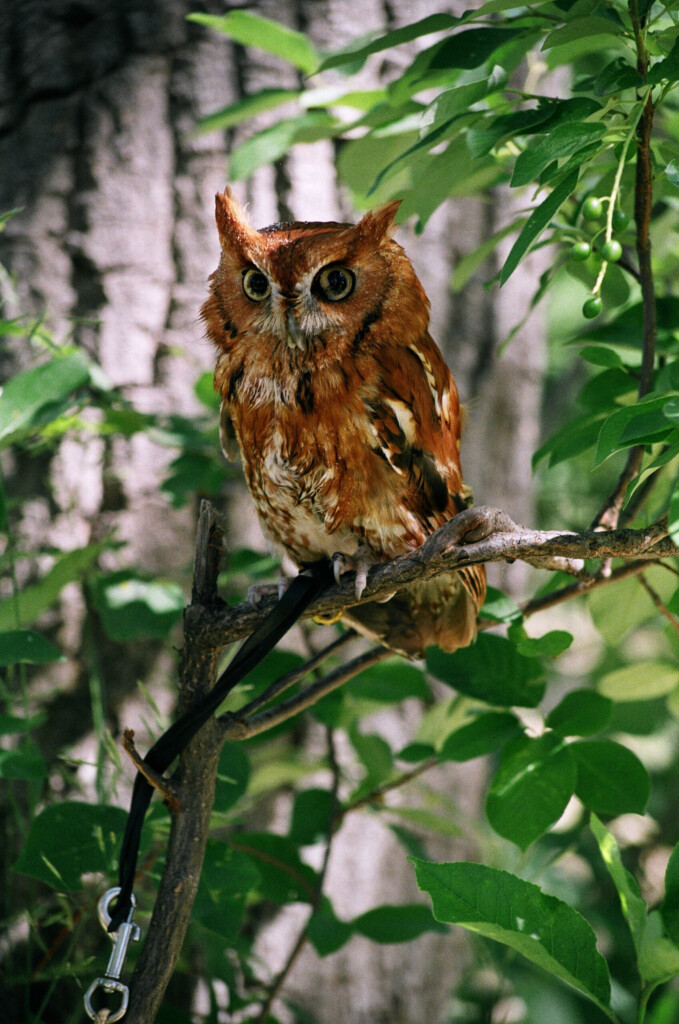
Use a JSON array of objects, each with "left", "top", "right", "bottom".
[
  {"left": 359, "top": 335, "right": 486, "bottom": 628},
  {"left": 365, "top": 334, "right": 472, "bottom": 529}
]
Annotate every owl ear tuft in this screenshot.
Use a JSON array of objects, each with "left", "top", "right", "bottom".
[
  {"left": 215, "top": 188, "right": 262, "bottom": 256},
  {"left": 356, "top": 199, "right": 402, "bottom": 243}
]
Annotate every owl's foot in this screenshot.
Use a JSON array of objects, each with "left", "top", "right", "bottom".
[
  {"left": 331, "top": 548, "right": 373, "bottom": 600},
  {"left": 443, "top": 506, "right": 512, "bottom": 549}
]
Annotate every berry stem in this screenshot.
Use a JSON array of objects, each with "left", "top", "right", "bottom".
[{"left": 592, "top": 87, "right": 651, "bottom": 298}]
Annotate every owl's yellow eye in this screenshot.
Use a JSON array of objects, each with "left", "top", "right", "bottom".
[
  {"left": 315, "top": 266, "right": 355, "bottom": 302},
  {"left": 242, "top": 267, "right": 271, "bottom": 301}
]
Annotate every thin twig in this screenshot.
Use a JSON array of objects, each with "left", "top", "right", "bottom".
[
  {"left": 121, "top": 730, "right": 179, "bottom": 811},
  {"left": 638, "top": 574, "right": 679, "bottom": 637},
  {"left": 221, "top": 645, "right": 392, "bottom": 741},
  {"left": 517, "top": 558, "right": 658, "bottom": 619},
  {"left": 232, "top": 629, "right": 357, "bottom": 719},
  {"left": 337, "top": 757, "right": 439, "bottom": 822}
]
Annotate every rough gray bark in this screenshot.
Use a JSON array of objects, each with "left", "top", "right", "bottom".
[{"left": 0, "top": 1, "right": 549, "bottom": 1021}]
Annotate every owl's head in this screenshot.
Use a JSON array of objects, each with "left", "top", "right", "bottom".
[{"left": 203, "top": 188, "right": 429, "bottom": 359}]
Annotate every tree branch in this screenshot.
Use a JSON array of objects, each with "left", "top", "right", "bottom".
[
  {"left": 124, "top": 502, "right": 226, "bottom": 1024},
  {"left": 190, "top": 507, "right": 675, "bottom": 648}
]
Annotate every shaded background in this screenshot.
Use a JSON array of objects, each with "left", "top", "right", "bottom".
[{"left": 0, "top": 1, "right": 549, "bottom": 1020}]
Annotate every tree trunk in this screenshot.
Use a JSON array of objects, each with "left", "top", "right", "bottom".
[{"left": 0, "top": 1, "right": 547, "bottom": 1021}]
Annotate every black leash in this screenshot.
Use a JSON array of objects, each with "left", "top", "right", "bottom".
[{"left": 109, "top": 563, "right": 333, "bottom": 932}]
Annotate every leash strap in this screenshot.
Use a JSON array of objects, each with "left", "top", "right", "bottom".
[{"left": 109, "top": 565, "right": 333, "bottom": 931}]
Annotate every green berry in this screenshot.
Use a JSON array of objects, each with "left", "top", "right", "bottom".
[
  {"left": 582, "top": 295, "right": 603, "bottom": 319},
  {"left": 601, "top": 239, "right": 623, "bottom": 263},
  {"left": 570, "top": 241, "right": 592, "bottom": 261},
  {"left": 582, "top": 197, "right": 603, "bottom": 221},
  {"left": 612, "top": 209, "right": 630, "bottom": 232}
]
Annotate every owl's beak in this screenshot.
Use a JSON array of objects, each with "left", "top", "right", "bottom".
[{"left": 285, "top": 309, "right": 306, "bottom": 351}]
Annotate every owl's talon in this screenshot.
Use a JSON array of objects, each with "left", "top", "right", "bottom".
[
  {"left": 354, "top": 565, "right": 368, "bottom": 600},
  {"left": 332, "top": 553, "right": 348, "bottom": 587},
  {"left": 331, "top": 549, "right": 372, "bottom": 600}
]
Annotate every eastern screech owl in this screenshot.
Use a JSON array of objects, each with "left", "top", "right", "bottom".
[{"left": 201, "top": 188, "right": 486, "bottom": 657}]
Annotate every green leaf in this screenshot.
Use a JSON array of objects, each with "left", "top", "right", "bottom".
[
  {"left": 512, "top": 122, "right": 605, "bottom": 188},
  {"left": 589, "top": 571, "right": 669, "bottom": 644},
  {"left": 213, "top": 743, "right": 250, "bottom": 814},
  {"left": 231, "top": 833, "right": 317, "bottom": 904},
  {"left": 13, "top": 802, "right": 127, "bottom": 890},
  {"left": 90, "top": 571, "right": 184, "bottom": 641},
  {"left": 349, "top": 724, "right": 393, "bottom": 796},
  {"left": 479, "top": 586, "right": 522, "bottom": 623},
  {"left": 368, "top": 78, "right": 499, "bottom": 195},
  {"left": 532, "top": 413, "right": 604, "bottom": 469},
  {"left": 0, "top": 351, "right": 91, "bottom": 448},
  {"left": 352, "top": 904, "right": 447, "bottom": 943},
  {"left": 595, "top": 396, "right": 677, "bottom": 467},
  {"left": 162, "top": 451, "right": 230, "bottom": 509},
  {"left": 393, "top": 27, "right": 524, "bottom": 99},
  {"left": 307, "top": 897, "right": 354, "bottom": 956},
  {"left": 347, "top": 659, "right": 430, "bottom": 704},
  {"left": 580, "top": 296, "right": 679, "bottom": 353},
  {"left": 0, "top": 712, "right": 47, "bottom": 735},
  {"left": 229, "top": 111, "right": 339, "bottom": 181},
  {"left": 546, "top": 690, "right": 612, "bottom": 738},
  {"left": 0, "top": 741, "right": 47, "bottom": 780},
  {"left": 579, "top": 345, "right": 625, "bottom": 369},
  {"left": 317, "top": 14, "right": 459, "bottom": 72},
  {"left": 661, "top": 843, "right": 679, "bottom": 947},
  {"left": 591, "top": 814, "right": 647, "bottom": 954},
  {"left": 0, "top": 543, "right": 108, "bottom": 631},
  {"left": 578, "top": 367, "right": 636, "bottom": 411},
  {"left": 195, "top": 88, "right": 301, "bottom": 135},
  {"left": 439, "top": 712, "right": 520, "bottom": 762},
  {"left": 427, "top": 633, "right": 545, "bottom": 708},
  {"left": 486, "top": 734, "right": 575, "bottom": 849},
  {"left": 396, "top": 742, "right": 436, "bottom": 763},
  {"left": 593, "top": 817, "right": 679, "bottom": 989},
  {"left": 187, "top": 12, "right": 319, "bottom": 74},
  {"left": 665, "top": 160, "right": 679, "bottom": 190},
  {"left": 193, "top": 840, "right": 260, "bottom": 941},
  {"left": 411, "top": 859, "right": 612, "bottom": 1015},
  {"left": 289, "top": 788, "right": 335, "bottom": 845},
  {"left": 0, "top": 629, "right": 64, "bottom": 666},
  {"left": 597, "top": 661, "right": 679, "bottom": 701},
  {"left": 501, "top": 170, "right": 579, "bottom": 285},
  {"left": 593, "top": 57, "right": 643, "bottom": 96},
  {"left": 571, "top": 740, "right": 649, "bottom": 815},
  {"left": 542, "top": 16, "right": 626, "bottom": 50},
  {"left": 648, "top": 37, "right": 679, "bottom": 84},
  {"left": 516, "top": 630, "right": 573, "bottom": 658},
  {"left": 468, "top": 96, "right": 601, "bottom": 159}
]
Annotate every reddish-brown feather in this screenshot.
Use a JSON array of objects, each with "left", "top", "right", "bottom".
[{"left": 203, "top": 188, "right": 485, "bottom": 656}]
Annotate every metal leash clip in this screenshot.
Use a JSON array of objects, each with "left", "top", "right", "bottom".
[{"left": 84, "top": 888, "right": 141, "bottom": 1023}]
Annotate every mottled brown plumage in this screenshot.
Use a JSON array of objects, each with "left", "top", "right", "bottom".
[{"left": 202, "top": 188, "right": 485, "bottom": 657}]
